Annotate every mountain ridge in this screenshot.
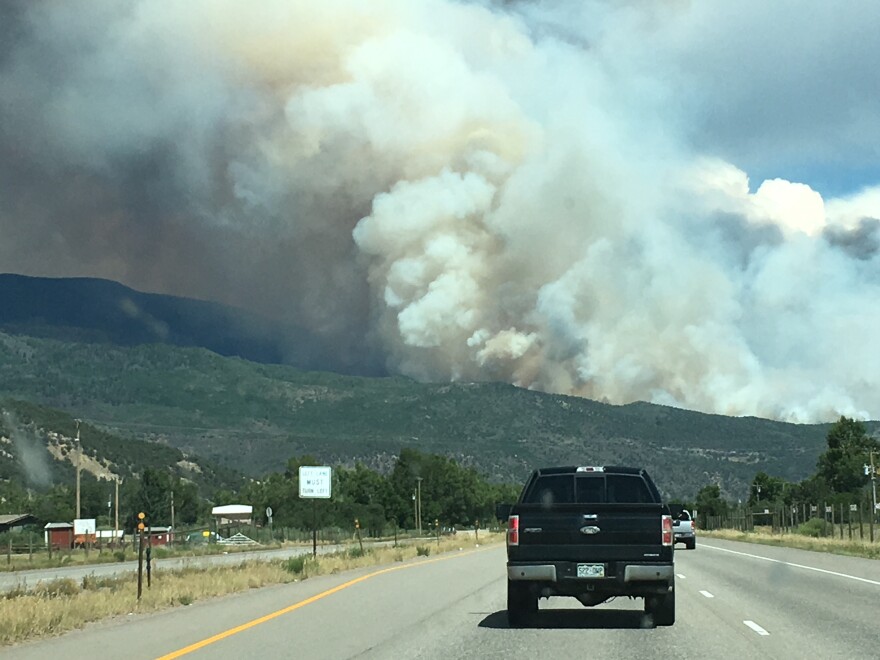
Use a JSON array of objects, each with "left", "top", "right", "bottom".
[{"left": 0, "top": 274, "right": 859, "bottom": 499}]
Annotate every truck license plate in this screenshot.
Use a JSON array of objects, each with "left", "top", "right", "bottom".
[{"left": 577, "top": 563, "right": 605, "bottom": 578}]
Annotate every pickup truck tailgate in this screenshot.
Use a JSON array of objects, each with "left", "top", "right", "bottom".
[{"left": 510, "top": 504, "right": 666, "bottom": 562}]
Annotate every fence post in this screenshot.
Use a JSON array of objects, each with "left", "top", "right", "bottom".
[{"left": 859, "top": 503, "right": 864, "bottom": 540}]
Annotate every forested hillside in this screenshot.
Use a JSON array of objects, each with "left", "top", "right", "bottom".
[{"left": 0, "top": 331, "right": 841, "bottom": 499}]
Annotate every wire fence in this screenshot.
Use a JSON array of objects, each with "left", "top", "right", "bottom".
[
  {"left": 0, "top": 521, "right": 503, "bottom": 569},
  {"left": 699, "top": 493, "right": 879, "bottom": 543}
]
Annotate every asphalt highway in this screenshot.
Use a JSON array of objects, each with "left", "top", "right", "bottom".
[{"left": 5, "top": 538, "right": 879, "bottom": 659}]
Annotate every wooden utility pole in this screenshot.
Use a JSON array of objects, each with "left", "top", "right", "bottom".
[
  {"left": 137, "top": 512, "right": 146, "bottom": 600},
  {"left": 75, "top": 419, "right": 82, "bottom": 519},
  {"left": 871, "top": 451, "right": 877, "bottom": 521},
  {"left": 416, "top": 477, "right": 423, "bottom": 536},
  {"left": 114, "top": 477, "right": 120, "bottom": 546}
]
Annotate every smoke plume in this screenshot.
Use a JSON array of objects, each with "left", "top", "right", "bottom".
[
  {"left": 1, "top": 0, "right": 879, "bottom": 422},
  {"left": 2, "top": 411, "right": 51, "bottom": 488}
]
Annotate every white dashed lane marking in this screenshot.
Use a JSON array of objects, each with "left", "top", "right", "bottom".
[
  {"left": 676, "top": 573, "right": 686, "bottom": 579},
  {"left": 744, "top": 620, "right": 770, "bottom": 636},
  {"left": 702, "top": 544, "right": 880, "bottom": 587},
  {"left": 699, "top": 590, "right": 714, "bottom": 598}
]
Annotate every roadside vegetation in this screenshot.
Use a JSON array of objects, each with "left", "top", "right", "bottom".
[
  {"left": 0, "top": 532, "right": 501, "bottom": 647},
  {"left": 680, "top": 417, "right": 880, "bottom": 559},
  {"left": 0, "top": 537, "right": 340, "bottom": 573},
  {"left": 700, "top": 528, "right": 880, "bottom": 560}
]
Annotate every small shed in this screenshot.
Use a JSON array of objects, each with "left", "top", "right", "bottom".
[
  {"left": 44, "top": 522, "right": 74, "bottom": 550},
  {"left": 145, "top": 526, "right": 174, "bottom": 546},
  {"left": 0, "top": 514, "right": 37, "bottom": 534},
  {"left": 211, "top": 504, "right": 253, "bottom": 526}
]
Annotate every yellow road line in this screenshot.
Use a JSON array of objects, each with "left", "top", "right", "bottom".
[{"left": 156, "top": 545, "right": 497, "bottom": 659}]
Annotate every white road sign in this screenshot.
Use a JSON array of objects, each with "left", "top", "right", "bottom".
[{"left": 299, "top": 466, "right": 332, "bottom": 499}]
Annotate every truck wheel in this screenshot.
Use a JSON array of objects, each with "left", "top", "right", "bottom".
[
  {"left": 686, "top": 538, "right": 696, "bottom": 550},
  {"left": 650, "top": 588, "right": 676, "bottom": 626},
  {"left": 507, "top": 580, "right": 537, "bottom": 627}
]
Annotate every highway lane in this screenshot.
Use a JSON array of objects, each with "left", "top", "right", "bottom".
[
  {"left": 4, "top": 539, "right": 879, "bottom": 659},
  {"left": 672, "top": 538, "right": 880, "bottom": 659}
]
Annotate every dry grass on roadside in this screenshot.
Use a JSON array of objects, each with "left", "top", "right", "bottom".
[
  {"left": 0, "top": 533, "right": 502, "bottom": 647},
  {"left": 700, "top": 529, "right": 880, "bottom": 559},
  {"left": 0, "top": 563, "right": 294, "bottom": 646}
]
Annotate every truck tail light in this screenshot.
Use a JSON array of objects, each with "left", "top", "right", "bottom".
[
  {"left": 508, "top": 514, "right": 520, "bottom": 546},
  {"left": 661, "top": 514, "right": 673, "bottom": 546}
]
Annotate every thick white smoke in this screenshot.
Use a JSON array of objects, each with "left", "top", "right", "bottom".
[{"left": 1, "top": 0, "right": 879, "bottom": 421}]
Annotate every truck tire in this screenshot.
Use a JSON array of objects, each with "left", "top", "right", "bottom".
[
  {"left": 507, "top": 580, "right": 537, "bottom": 627},
  {"left": 686, "top": 538, "right": 696, "bottom": 550},
  {"left": 650, "top": 587, "right": 676, "bottom": 626}
]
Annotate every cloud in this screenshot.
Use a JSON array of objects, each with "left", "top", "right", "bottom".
[{"left": 1, "top": 0, "right": 879, "bottom": 422}]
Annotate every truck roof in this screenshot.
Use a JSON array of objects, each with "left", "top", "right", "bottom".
[{"left": 531, "top": 465, "right": 645, "bottom": 476}]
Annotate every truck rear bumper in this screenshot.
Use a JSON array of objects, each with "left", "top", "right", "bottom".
[
  {"left": 507, "top": 561, "right": 674, "bottom": 598},
  {"left": 624, "top": 564, "right": 674, "bottom": 582},
  {"left": 508, "top": 565, "right": 558, "bottom": 581},
  {"left": 508, "top": 562, "right": 673, "bottom": 583}
]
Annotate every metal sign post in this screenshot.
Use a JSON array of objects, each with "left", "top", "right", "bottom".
[{"left": 299, "top": 467, "right": 332, "bottom": 558}]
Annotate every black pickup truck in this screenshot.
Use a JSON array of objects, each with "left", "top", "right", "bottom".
[{"left": 499, "top": 465, "right": 675, "bottom": 627}]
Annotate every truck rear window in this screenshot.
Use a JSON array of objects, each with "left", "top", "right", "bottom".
[{"left": 523, "top": 474, "right": 656, "bottom": 505}]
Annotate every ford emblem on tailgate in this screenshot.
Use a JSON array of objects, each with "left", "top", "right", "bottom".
[{"left": 580, "top": 525, "right": 600, "bottom": 535}]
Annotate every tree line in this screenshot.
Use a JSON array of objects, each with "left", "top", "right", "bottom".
[
  {"left": 691, "top": 416, "right": 879, "bottom": 519},
  {"left": 0, "top": 448, "right": 520, "bottom": 536},
  {"left": 225, "top": 449, "right": 520, "bottom": 535}
]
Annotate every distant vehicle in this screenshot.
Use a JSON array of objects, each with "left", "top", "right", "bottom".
[
  {"left": 185, "top": 531, "right": 224, "bottom": 544},
  {"left": 672, "top": 509, "right": 696, "bottom": 549},
  {"left": 498, "top": 465, "right": 676, "bottom": 627}
]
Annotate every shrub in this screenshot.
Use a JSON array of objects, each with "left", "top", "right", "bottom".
[
  {"left": 113, "top": 550, "right": 127, "bottom": 562},
  {"left": 82, "top": 574, "right": 121, "bottom": 591},
  {"left": 284, "top": 555, "right": 307, "bottom": 574},
  {"left": 2, "top": 585, "right": 27, "bottom": 600},
  {"left": 797, "top": 517, "right": 827, "bottom": 538},
  {"left": 347, "top": 547, "right": 368, "bottom": 559},
  {"left": 416, "top": 546, "right": 430, "bottom": 557},
  {"left": 283, "top": 554, "right": 318, "bottom": 575},
  {"left": 35, "top": 578, "right": 80, "bottom": 598}
]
